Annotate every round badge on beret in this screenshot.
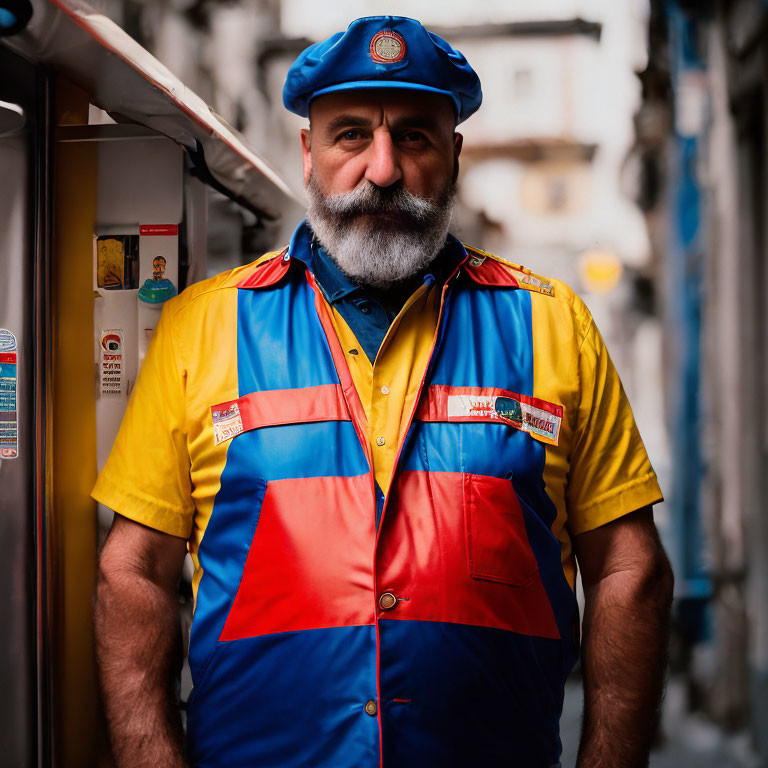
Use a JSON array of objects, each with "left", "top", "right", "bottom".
[{"left": 370, "top": 29, "right": 406, "bottom": 63}]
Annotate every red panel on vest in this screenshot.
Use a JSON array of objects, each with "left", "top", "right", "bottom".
[
  {"left": 376, "top": 471, "right": 560, "bottom": 639},
  {"left": 219, "top": 475, "right": 376, "bottom": 641}
]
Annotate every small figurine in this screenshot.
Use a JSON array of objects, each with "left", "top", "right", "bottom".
[{"left": 138, "top": 255, "right": 177, "bottom": 304}]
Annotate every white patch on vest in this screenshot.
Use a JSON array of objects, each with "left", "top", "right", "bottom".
[
  {"left": 212, "top": 402, "right": 243, "bottom": 445},
  {"left": 519, "top": 401, "right": 561, "bottom": 442},
  {"left": 446, "top": 394, "right": 561, "bottom": 444}
]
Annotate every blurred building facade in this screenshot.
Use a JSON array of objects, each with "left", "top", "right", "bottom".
[{"left": 635, "top": 1, "right": 768, "bottom": 763}]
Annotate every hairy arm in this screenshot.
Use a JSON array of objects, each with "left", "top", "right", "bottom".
[
  {"left": 94, "top": 513, "right": 189, "bottom": 768},
  {"left": 573, "top": 506, "right": 674, "bottom": 768}
]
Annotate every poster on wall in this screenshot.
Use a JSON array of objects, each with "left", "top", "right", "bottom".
[
  {"left": 100, "top": 329, "right": 125, "bottom": 397},
  {"left": 138, "top": 224, "right": 178, "bottom": 305},
  {"left": 95, "top": 234, "right": 139, "bottom": 290},
  {"left": 0, "top": 329, "right": 18, "bottom": 459}
]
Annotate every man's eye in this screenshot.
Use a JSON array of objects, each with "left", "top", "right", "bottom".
[
  {"left": 401, "top": 132, "right": 426, "bottom": 144},
  {"left": 340, "top": 130, "right": 362, "bottom": 141}
]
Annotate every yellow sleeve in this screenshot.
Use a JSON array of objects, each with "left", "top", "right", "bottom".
[
  {"left": 565, "top": 315, "right": 663, "bottom": 535},
  {"left": 91, "top": 301, "right": 193, "bottom": 538}
]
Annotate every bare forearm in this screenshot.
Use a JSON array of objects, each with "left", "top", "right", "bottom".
[
  {"left": 94, "top": 562, "right": 187, "bottom": 768},
  {"left": 576, "top": 563, "right": 673, "bottom": 768}
]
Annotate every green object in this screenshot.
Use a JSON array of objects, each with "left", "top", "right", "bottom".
[{"left": 138, "top": 278, "right": 176, "bottom": 304}]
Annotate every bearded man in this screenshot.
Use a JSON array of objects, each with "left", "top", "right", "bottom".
[{"left": 93, "top": 16, "right": 673, "bottom": 768}]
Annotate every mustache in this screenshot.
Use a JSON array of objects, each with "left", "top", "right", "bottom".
[{"left": 309, "top": 179, "right": 441, "bottom": 224}]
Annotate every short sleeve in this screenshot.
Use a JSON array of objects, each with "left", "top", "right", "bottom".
[
  {"left": 565, "top": 316, "right": 663, "bottom": 535},
  {"left": 91, "top": 301, "right": 194, "bottom": 538}
]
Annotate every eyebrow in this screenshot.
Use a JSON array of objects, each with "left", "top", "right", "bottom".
[
  {"left": 323, "top": 113, "right": 444, "bottom": 136},
  {"left": 324, "top": 114, "right": 372, "bottom": 135}
]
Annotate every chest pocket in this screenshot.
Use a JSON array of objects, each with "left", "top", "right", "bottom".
[
  {"left": 412, "top": 384, "right": 562, "bottom": 586},
  {"left": 463, "top": 473, "right": 539, "bottom": 586}
]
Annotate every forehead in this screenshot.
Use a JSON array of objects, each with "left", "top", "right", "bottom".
[{"left": 308, "top": 89, "right": 456, "bottom": 130}]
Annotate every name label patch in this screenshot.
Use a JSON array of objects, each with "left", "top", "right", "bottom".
[
  {"left": 446, "top": 393, "right": 562, "bottom": 445},
  {"left": 212, "top": 402, "right": 244, "bottom": 445}
]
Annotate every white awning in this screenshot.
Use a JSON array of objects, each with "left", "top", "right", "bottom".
[{"left": 3, "top": 0, "right": 300, "bottom": 219}]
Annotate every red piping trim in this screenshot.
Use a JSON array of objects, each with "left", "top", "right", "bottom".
[
  {"left": 369, "top": 262, "right": 463, "bottom": 767},
  {"left": 306, "top": 269, "right": 382, "bottom": 765}
]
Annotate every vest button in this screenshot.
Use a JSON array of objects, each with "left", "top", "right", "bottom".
[
  {"left": 378, "top": 591, "right": 397, "bottom": 611},
  {"left": 364, "top": 699, "right": 378, "bottom": 716}
]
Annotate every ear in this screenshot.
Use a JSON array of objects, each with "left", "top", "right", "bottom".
[
  {"left": 300, "top": 128, "right": 312, "bottom": 187},
  {"left": 452, "top": 132, "right": 463, "bottom": 183}
]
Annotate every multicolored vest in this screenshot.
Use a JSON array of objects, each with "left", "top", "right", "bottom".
[{"left": 185, "top": 241, "right": 579, "bottom": 768}]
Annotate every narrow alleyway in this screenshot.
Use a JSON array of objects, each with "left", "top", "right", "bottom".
[{"left": 559, "top": 676, "right": 761, "bottom": 767}]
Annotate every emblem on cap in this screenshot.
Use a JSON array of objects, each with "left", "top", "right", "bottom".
[{"left": 370, "top": 29, "right": 406, "bottom": 63}]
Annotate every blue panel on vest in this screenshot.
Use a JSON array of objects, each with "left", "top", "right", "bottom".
[
  {"left": 189, "top": 473, "right": 267, "bottom": 676},
  {"left": 516, "top": 488, "right": 580, "bottom": 669},
  {"left": 375, "top": 481, "right": 386, "bottom": 530},
  {"left": 187, "top": 625, "right": 379, "bottom": 768},
  {"left": 237, "top": 275, "right": 342, "bottom": 393},
  {"left": 228, "top": 421, "right": 369, "bottom": 481},
  {"left": 378, "top": 619, "right": 564, "bottom": 767},
  {"left": 400, "top": 420, "right": 543, "bottom": 480},
  {"left": 428, "top": 284, "right": 533, "bottom": 390}
]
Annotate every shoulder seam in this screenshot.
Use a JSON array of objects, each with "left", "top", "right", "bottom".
[{"left": 166, "top": 249, "right": 286, "bottom": 320}]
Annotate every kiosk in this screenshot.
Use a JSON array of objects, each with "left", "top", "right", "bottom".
[{"left": 0, "top": 2, "right": 299, "bottom": 764}]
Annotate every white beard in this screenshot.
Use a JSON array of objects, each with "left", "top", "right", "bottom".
[{"left": 305, "top": 177, "right": 455, "bottom": 288}]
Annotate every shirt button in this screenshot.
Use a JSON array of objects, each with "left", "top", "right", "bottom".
[
  {"left": 376, "top": 436, "right": 386, "bottom": 447},
  {"left": 364, "top": 699, "right": 378, "bottom": 716},
  {"left": 378, "top": 592, "right": 397, "bottom": 611},
  {"left": 380, "top": 385, "right": 389, "bottom": 395}
]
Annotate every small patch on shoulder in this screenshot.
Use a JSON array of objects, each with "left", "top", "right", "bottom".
[{"left": 514, "top": 271, "right": 556, "bottom": 297}]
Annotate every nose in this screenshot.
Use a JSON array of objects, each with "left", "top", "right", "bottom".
[{"left": 364, "top": 129, "right": 402, "bottom": 188}]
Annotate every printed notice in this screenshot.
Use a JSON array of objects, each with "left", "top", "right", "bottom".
[
  {"left": 100, "top": 329, "right": 125, "bottom": 397},
  {"left": 0, "top": 349, "right": 18, "bottom": 459}
]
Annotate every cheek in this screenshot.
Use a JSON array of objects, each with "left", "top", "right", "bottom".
[
  {"left": 312, "top": 153, "right": 366, "bottom": 194},
  {"left": 403, "top": 160, "right": 453, "bottom": 197}
]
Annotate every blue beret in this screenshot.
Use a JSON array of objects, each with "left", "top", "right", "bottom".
[{"left": 283, "top": 16, "right": 482, "bottom": 125}]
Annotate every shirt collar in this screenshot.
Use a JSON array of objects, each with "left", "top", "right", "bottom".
[{"left": 288, "top": 220, "right": 468, "bottom": 303}]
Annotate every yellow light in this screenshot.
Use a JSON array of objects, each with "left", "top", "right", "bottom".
[{"left": 578, "top": 249, "right": 623, "bottom": 294}]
